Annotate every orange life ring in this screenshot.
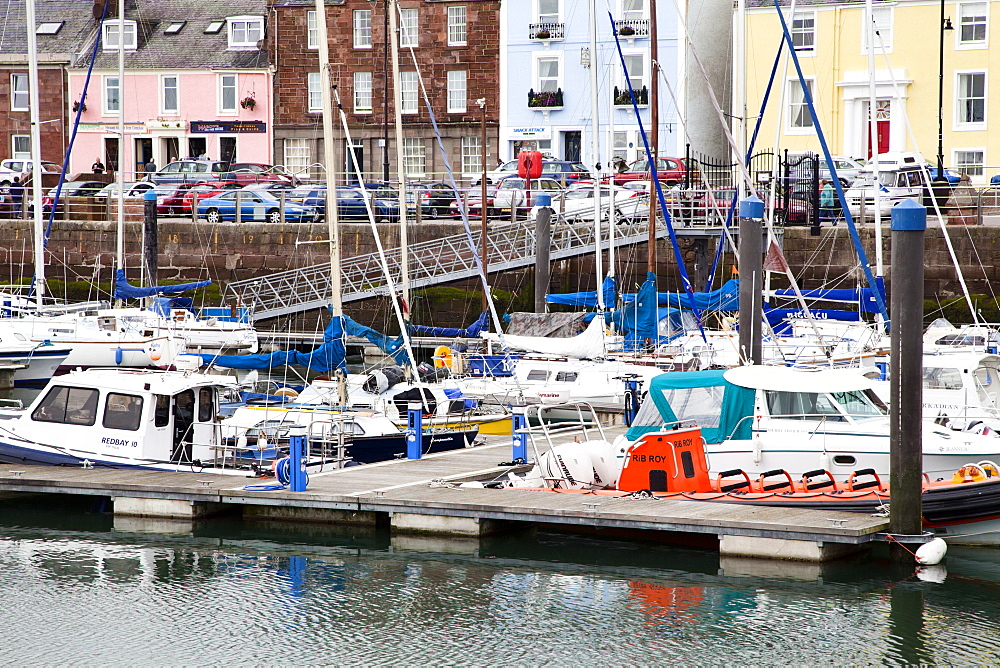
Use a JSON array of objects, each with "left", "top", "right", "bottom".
[{"left": 432, "top": 345, "right": 453, "bottom": 369}]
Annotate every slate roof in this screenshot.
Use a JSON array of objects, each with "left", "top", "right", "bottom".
[{"left": 0, "top": 0, "right": 269, "bottom": 69}]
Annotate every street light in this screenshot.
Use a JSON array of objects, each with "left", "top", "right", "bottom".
[{"left": 935, "top": 0, "right": 954, "bottom": 190}]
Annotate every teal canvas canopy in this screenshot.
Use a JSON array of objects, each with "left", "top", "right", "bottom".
[{"left": 624, "top": 369, "right": 755, "bottom": 444}]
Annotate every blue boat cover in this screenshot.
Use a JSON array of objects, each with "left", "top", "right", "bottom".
[
  {"left": 545, "top": 276, "right": 618, "bottom": 309},
  {"left": 113, "top": 269, "right": 211, "bottom": 300},
  {"left": 611, "top": 272, "right": 660, "bottom": 349},
  {"left": 654, "top": 278, "right": 740, "bottom": 311},
  {"left": 200, "top": 315, "right": 349, "bottom": 372},
  {"left": 771, "top": 285, "right": 883, "bottom": 313},
  {"left": 624, "top": 369, "right": 754, "bottom": 444},
  {"left": 410, "top": 312, "right": 488, "bottom": 338}
]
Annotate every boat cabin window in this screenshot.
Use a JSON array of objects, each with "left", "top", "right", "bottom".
[
  {"left": 102, "top": 393, "right": 144, "bottom": 431},
  {"left": 32, "top": 386, "right": 99, "bottom": 426},
  {"left": 934, "top": 334, "right": 986, "bottom": 347},
  {"left": 657, "top": 386, "right": 724, "bottom": 429},
  {"left": 923, "top": 367, "right": 964, "bottom": 390},
  {"left": 198, "top": 387, "right": 214, "bottom": 422},
  {"left": 98, "top": 316, "right": 117, "bottom": 332},
  {"left": 765, "top": 390, "right": 845, "bottom": 421},
  {"left": 526, "top": 370, "right": 549, "bottom": 381},
  {"left": 154, "top": 395, "right": 170, "bottom": 427},
  {"left": 831, "top": 390, "right": 886, "bottom": 418},
  {"left": 554, "top": 371, "right": 578, "bottom": 382}
]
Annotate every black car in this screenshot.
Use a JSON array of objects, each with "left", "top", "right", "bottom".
[{"left": 410, "top": 182, "right": 460, "bottom": 217}]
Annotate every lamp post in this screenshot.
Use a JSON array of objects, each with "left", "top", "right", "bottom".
[
  {"left": 479, "top": 97, "right": 488, "bottom": 314},
  {"left": 382, "top": 0, "right": 390, "bottom": 182},
  {"left": 934, "top": 0, "right": 954, "bottom": 206}
]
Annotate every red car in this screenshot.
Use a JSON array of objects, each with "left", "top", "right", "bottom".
[
  {"left": 181, "top": 181, "right": 241, "bottom": 214},
  {"left": 450, "top": 185, "right": 498, "bottom": 218},
  {"left": 226, "top": 163, "right": 298, "bottom": 187},
  {"left": 155, "top": 183, "right": 198, "bottom": 216},
  {"left": 612, "top": 157, "right": 698, "bottom": 187}
]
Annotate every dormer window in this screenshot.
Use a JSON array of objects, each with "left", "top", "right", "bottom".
[
  {"left": 103, "top": 19, "right": 137, "bottom": 50},
  {"left": 227, "top": 15, "right": 264, "bottom": 48}
]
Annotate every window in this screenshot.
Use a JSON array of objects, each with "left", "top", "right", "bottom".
[
  {"left": 954, "top": 149, "right": 985, "bottom": 176},
  {"left": 228, "top": 16, "right": 264, "bottom": 48},
  {"left": 957, "top": 72, "right": 986, "bottom": 125},
  {"left": 32, "top": 386, "right": 99, "bottom": 426},
  {"left": 10, "top": 74, "right": 27, "bottom": 111},
  {"left": 537, "top": 0, "right": 560, "bottom": 23},
  {"left": 536, "top": 55, "right": 561, "bottom": 93},
  {"left": 104, "top": 75, "right": 120, "bottom": 113},
  {"left": 862, "top": 6, "right": 892, "bottom": 54},
  {"left": 36, "top": 22, "right": 63, "bottom": 35},
  {"left": 461, "top": 136, "right": 481, "bottom": 174},
  {"left": 787, "top": 78, "right": 814, "bottom": 129},
  {"left": 612, "top": 131, "right": 628, "bottom": 161},
  {"left": 161, "top": 75, "right": 178, "bottom": 113},
  {"left": 354, "top": 10, "right": 372, "bottom": 48},
  {"left": 103, "top": 393, "right": 144, "bottom": 431},
  {"left": 154, "top": 395, "right": 170, "bottom": 427},
  {"left": 354, "top": 72, "right": 372, "bottom": 112},
  {"left": 447, "top": 70, "right": 466, "bottom": 113},
  {"left": 400, "top": 71, "right": 418, "bottom": 113},
  {"left": 403, "top": 137, "right": 425, "bottom": 176},
  {"left": 308, "top": 72, "right": 322, "bottom": 112},
  {"left": 220, "top": 74, "right": 237, "bottom": 113},
  {"left": 198, "top": 387, "right": 214, "bottom": 422},
  {"left": 12, "top": 135, "right": 30, "bottom": 160},
  {"left": 307, "top": 10, "right": 318, "bottom": 49},
  {"left": 448, "top": 6, "right": 467, "bottom": 45},
  {"left": 619, "top": 53, "right": 646, "bottom": 101},
  {"left": 103, "top": 19, "right": 137, "bottom": 50},
  {"left": 400, "top": 8, "right": 418, "bottom": 47},
  {"left": 792, "top": 11, "right": 816, "bottom": 53},
  {"left": 164, "top": 22, "right": 185, "bottom": 35},
  {"left": 205, "top": 21, "right": 224, "bottom": 34},
  {"left": 765, "top": 390, "right": 845, "bottom": 421},
  {"left": 958, "top": 3, "right": 988, "bottom": 46},
  {"left": 284, "top": 139, "right": 310, "bottom": 178},
  {"left": 621, "top": 0, "right": 646, "bottom": 22}
]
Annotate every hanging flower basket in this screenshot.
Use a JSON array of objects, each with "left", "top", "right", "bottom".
[
  {"left": 240, "top": 96, "right": 256, "bottom": 110},
  {"left": 72, "top": 100, "right": 87, "bottom": 112}
]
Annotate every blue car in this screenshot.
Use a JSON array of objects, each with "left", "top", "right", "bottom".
[
  {"left": 288, "top": 184, "right": 401, "bottom": 221},
  {"left": 196, "top": 189, "right": 319, "bottom": 223}
]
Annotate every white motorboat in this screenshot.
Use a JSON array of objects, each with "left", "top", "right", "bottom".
[{"left": 0, "top": 330, "right": 70, "bottom": 388}]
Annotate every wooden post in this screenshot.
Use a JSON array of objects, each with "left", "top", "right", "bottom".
[{"left": 738, "top": 196, "right": 764, "bottom": 365}]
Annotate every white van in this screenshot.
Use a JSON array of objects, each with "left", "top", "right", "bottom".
[{"left": 844, "top": 151, "right": 927, "bottom": 219}]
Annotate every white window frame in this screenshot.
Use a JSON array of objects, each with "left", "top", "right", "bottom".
[
  {"left": 400, "top": 8, "right": 418, "bottom": 48},
  {"left": 102, "top": 19, "right": 137, "bottom": 50},
  {"left": 104, "top": 75, "right": 121, "bottom": 114},
  {"left": 786, "top": 77, "right": 815, "bottom": 133},
  {"left": 10, "top": 74, "right": 28, "bottom": 111},
  {"left": 400, "top": 71, "right": 418, "bottom": 114},
  {"left": 862, "top": 6, "right": 893, "bottom": 55},
  {"left": 354, "top": 72, "right": 372, "bottom": 113},
  {"left": 353, "top": 10, "right": 372, "bottom": 48},
  {"left": 957, "top": 2, "right": 988, "bottom": 49},
  {"left": 447, "top": 70, "right": 467, "bottom": 113},
  {"left": 791, "top": 10, "right": 816, "bottom": 54},
  {"left": 403, "top": 137, "right": 426, "bottom": 177},
  {"left": 615, "top": 51, "right": 647, "bottom": 105},
  {"left": 953, "top": 148, "right": 985, "bottom": 178},
  {"left": 308, "top": 72, "right": 322, "bottom": 113},
  {"left": 284, "top": 138, "right": 310, "bottom": 180},
  {"left": 535, "top": 0, "right": 562, "bottom": 23},
  {"left": 461, "top": 136, "right": 482, "bottom": 175},
  {"left": 619, "top": 0, "right": 647, "bottom": 22},
  {"left": 307, "top": 10, "right": 318, "bottom": 49},
  {"left": 12, "top": 135, "right": 30, "bottom": 160},
  {"left": 161, "top": 75, "right": 179, "bottom": 114},
  {"left": 533, "top": 52, "right": 563, "bottom": 94},
  {"left": 219, "top": 73, "right": 237, "bottom": 114},
  {"left": 955, "top": 70, "right": 987, "bottom": 129},
  {"left": 227, "top": 15, "right": 264, "bottom": 49},
  {"left": 447, "top": 6, "right": 467, "bottom": 46}
]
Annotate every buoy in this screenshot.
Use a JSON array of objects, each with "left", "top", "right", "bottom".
[
  {"left": 432, "top": 345, "right": 453, "bottom": 369},
  {"left": 915, "top": 537, "right": 948, "bottom": 566}
]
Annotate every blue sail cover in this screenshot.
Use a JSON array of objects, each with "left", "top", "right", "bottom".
[
  {"left": 654, "top": 278, "right": 740, "bottom": 311},
  {"left": 113, "top": 269, "right": 211, "bottom": 300},
  {"left": 545, "top": 276, "right": 618, "bottom": 309},
  {"left": 771, "top": 285, "right": 883, "bottom": 313},
  {"left": 410, "top": 312, "right": 488, "bottom": 338},
  {"left": 614, "top": 272, "right": 660, "bottom": 350},
  {"left": 200, "top": 315, "right": 349, "bottom": 372}
]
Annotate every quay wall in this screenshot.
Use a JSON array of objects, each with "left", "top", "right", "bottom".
[{"left": 1, "top": 219, "right": 995, "bottom": 326}]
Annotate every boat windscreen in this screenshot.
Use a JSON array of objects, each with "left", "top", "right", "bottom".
[{"left": 832, "top": 389, "right": 886, "bottom": 418}]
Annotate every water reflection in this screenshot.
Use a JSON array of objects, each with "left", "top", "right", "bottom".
[{"left": 3, "top": 495, "right": 1000, "bottom": 664}]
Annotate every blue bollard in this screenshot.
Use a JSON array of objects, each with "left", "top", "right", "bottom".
[
  {"left": 288, "top": 425, "right": 308, "bottom": 491},
  {"left": 406, "top": 401, "right": 423, "bottom": 459},
  {"left": 511, "top": 403, "right": 528, "bottom": 462}
]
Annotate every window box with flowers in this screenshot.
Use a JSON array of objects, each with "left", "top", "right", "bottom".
[
  {"left": 535, "top": 29, "right": 551, "bottom": 39},
  {"left": 613, "top": 85, "right": 648, "bottom": 106},
  {"left": 240, "top": 95, "right": 256, "bottom": 111},
  {"left": 618, "top": 25, "right": 636, "bottom": 36},
  {"left": 527, "top": 88, "right": 563, "bottom": 109}
]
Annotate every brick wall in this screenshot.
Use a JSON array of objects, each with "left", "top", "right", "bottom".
[{"left": 0, "top": 65, "right": 67, "bottom": 163}]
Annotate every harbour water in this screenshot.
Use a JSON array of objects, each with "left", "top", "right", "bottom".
[{"left": 3, "top": 494, "right": 1000, "bottom": 665}]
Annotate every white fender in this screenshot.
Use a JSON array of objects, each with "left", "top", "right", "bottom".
[{"left": 915, "top": 537, "right": 948, "bottom": 566}]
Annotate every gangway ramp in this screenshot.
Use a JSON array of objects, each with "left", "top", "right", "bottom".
[{"left": 225, "top": 217, "right": 669, "bottom": 322}]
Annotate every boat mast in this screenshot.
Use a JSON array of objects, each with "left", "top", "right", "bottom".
[
  {"left": 389, "top": 0, "right": 410, "bottom": 324},
  {"left": 647, "top": 0, "right": 658, "bottom": 274},
  {"left": 314, "top": 0, "right": 340, "bottom": 318},
  {"left": 26, "top": 0, "right": 44, "bottom": 308},
  {"left": 589, "top": 0, "right": 603, "bottom": 312},
  {"left": 115, "top": 0, "right": 125, "bottom": 299}
]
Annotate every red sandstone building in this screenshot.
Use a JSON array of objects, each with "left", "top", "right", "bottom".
[{"left": 267, "top": 0, "right": 500, "bottom": 185}]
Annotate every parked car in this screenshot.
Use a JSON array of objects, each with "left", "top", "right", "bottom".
[
  {"left": 152, "top": 183, "right": 200, "bottom": 216},
  {"left": 611, "top": 157, "right": 696, "bottom": 187},
  {"left": 226, "top": 162, "right": 298, "bottom": 187},
  {"left": 0, "top": 159, "right": 60, "bottom": 189},
  {"left": 530, "top": 182, "right": 648, "bottom": 222},
  {"left": 288, "top": 184, "right": 401, "bottom": 221},
  {"left": 409, "top": 182, "right": 460, "bottom": 217},
  {"left": 473, "top": 159, "right": 519, "bottom": 186},
  {"left": 94, "top": 181, "right": 155, "bottom": 199},
  {"left": 182, "top": 181, "right": 241, "bottom": 213},
  {"left": 145, "top": 159, "right": 232, "bottom": 185},
  {"left": 473, "top": 158, "right": 591, "bottom": 186},
  {"left": 785, "top": 153, "right": 866, "bottom": 187},
  {"left": 30, "top": 180, "right": 106, "bottom": 213},
  {"left": 450, "top": 184, "right": 498, "bottom": 218},
  {"left": 492, "top": 176, "right": 565, "bottom": 214},
  {"left": 242, "top": 182, "right": 297, "bottom": 193},
  {"left": 196, "top": 189, "right": 319, "bottom": 223}
]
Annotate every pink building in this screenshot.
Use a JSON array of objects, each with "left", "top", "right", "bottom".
[{"left": 67, "top": 3, "right": 272, "bottom": 179}]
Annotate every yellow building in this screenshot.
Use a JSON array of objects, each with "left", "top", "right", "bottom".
[{"left": 744, "top": 0, "right": 995, "bottom": 183}]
